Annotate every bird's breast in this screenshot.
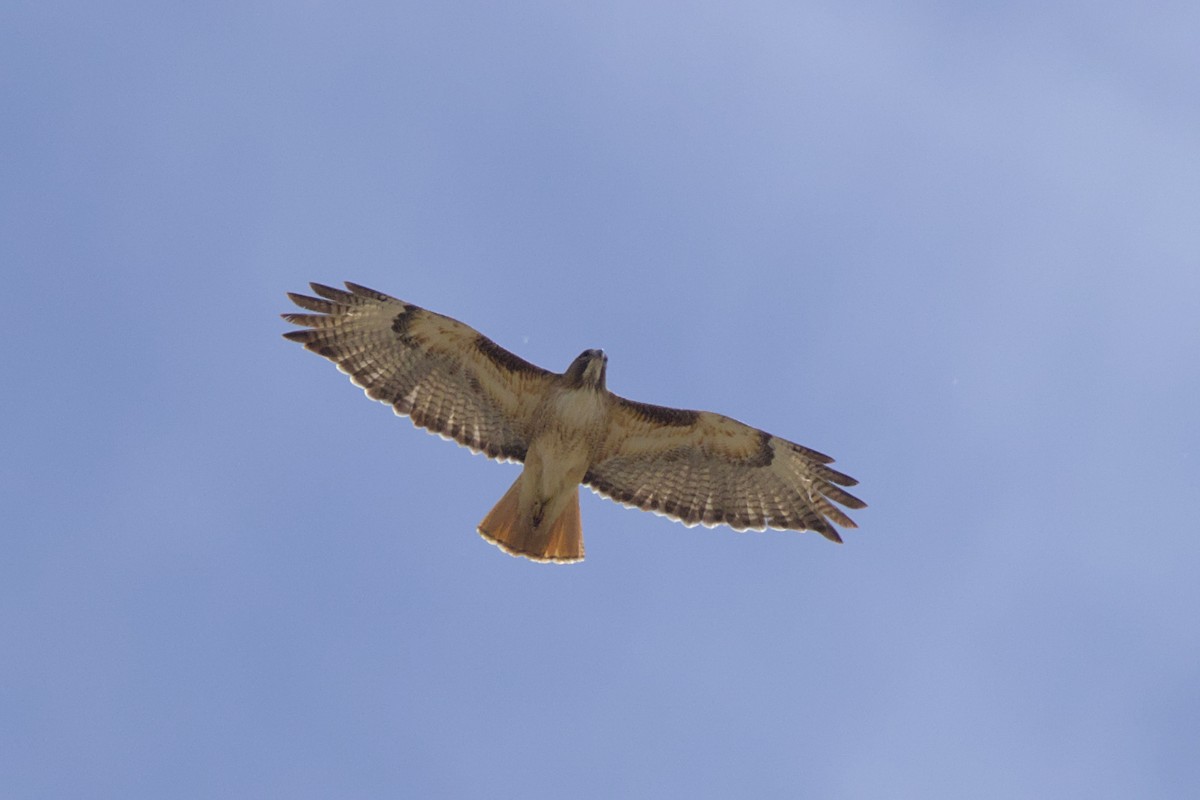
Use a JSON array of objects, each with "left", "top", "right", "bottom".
[
  {"left": 550, "top": 387, "right": 608, "bottom": 431},
  {"left": 525, "top": 388, "right": 610, "bottom": 493}
]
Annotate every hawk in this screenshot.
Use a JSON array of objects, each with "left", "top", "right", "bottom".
[{"left": 282, "top": 282, "right": 865, "bottom": 563}]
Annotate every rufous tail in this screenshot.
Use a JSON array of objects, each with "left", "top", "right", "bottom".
[{"left": 477, "top": 475, "right": 584, "bottom": 563}]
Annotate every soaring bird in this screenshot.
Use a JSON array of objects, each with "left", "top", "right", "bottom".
[{"left": 282, "top": 282, "right": 865, "bottom": 563}]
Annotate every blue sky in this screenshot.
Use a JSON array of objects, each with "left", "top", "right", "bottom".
[{"left": 3, "top": 2, "right": 1198, "bottom": 797}]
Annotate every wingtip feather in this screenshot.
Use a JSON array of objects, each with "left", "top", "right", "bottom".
[{"left": 309, "top": 282, "right": 353, "bottom": 301}]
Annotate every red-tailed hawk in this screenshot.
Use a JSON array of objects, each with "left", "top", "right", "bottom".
[{"left": 282, "top": 282, "right": 865, "bottom": 563}]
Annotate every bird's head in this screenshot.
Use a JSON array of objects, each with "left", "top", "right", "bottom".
[{"left": 564, "top": 348, "right": 608, "bottom": 390}]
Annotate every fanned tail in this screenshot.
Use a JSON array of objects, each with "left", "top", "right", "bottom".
[{"left": 477, "top": 475, "right": 584, "bottom": 563}]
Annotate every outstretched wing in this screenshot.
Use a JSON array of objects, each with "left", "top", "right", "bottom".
[
  {"left": 282, "top": 282, "right": 556, "bottom": 462},
  {"left": 585, "top": 397, "right": 865, "bottom": 541}
]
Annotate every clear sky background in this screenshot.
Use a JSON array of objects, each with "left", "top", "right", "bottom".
[{"left": 3, "top": 2, "right": 1198, "bottom": 797}]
